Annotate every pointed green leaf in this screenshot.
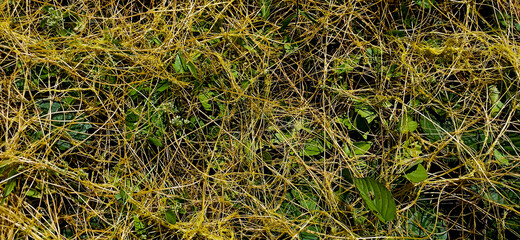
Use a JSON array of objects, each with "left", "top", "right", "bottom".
[
  {"left": 174, "top": 54, "right": 185, "bottom": 73},
  {"left": 353, "top": 177, "right": 396, "bottom": 222},
  {"left": 26, "top": 188, "right": 42, "bottom": 198},
  {"left": 187, "top": 62, "right": 198, "bottom": 78},
  {"left": 405, "top": 164, "right": 428, "bottom": 183},
  {"left": 116, "top": 189, "right": 128, "bottom": 204},
  {"left": 416, "top": 0, "right": 436, "bottom": 9},
  {"left": 156, "top": 80, "right": 171, "bottom": 92},
  {"left": 165, "top": 209, "right": 177, "bottom": 224},
  {"left": 336, "top": 116, "right": 353, "bottom": 129},
  {"left": 304, "top": 139, "right": 323, "bottom": 156},
  {"left": 345, "top": 141, "right": 372, "bottom": 157},
  {"left": 260, "top": 0, "right": 272, "bottom": 19},
  {"left": 280, "top": 14, "right": 296, "bottom": 32},
  {"left": 134, "top": 215, "right": 146, "bottom": 235},
  {"left": 198, "top": 92, "right": 213, "bottom": 111},
  {"left": 355, "top": 107, "right": 376, "bottom": 124},
  {"left": 148, "top": 137, "right": 163, "bottom": 147},
  {"left": 399, "top": 116, "right": 418, "bottom": 133},
  {"left": 3, "top": 170, "right": 17, "bottom": 199},
  {"left": 494, "top": 149, "right": 509, "bottom": 166},
  {"left": 420, "top": 113, "right": 445, "bottom": 142}
]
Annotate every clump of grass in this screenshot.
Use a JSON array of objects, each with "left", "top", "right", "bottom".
[{"left": 1, "top": 0, "right": 520, "bottom": 239}]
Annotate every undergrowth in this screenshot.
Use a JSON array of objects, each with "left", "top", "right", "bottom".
[{"left": 1, "top": 0, "right": 520, "bottom": 239}]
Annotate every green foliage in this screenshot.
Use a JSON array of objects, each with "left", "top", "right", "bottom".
[
  {"left": 415, "top": 0, "right": 436, "bottom": 9},
  {"left": 419, "top": 113, "right": 445, "bottom": 142},
  {"left": 404, "top": 206, "right": 447, "bottom": 239},
  {"left": 36, "top": 101, "right": 92, "bottom": 150},
  {"left": 404, "top": 164, "right": 427, "bottom": 183},
  {"left": 2, "top": 1, "right": 520, "bottom": 239},
  {"left": 353, "top": 177, "right": 397, "bottom": 222},
  {"left": 399, "top": 116, "right": 418, "bottom": 134},
  {"left": 344, "top": 141, "right": 372, "bottom": 157},
  {"left": 1, "top": 168, "right": 17, "bottom": 204}
]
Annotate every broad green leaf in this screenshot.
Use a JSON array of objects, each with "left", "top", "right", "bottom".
[
  {"left": 38, "top": 101, "right": 61, "bottom": 113},
  {"left": 261, "top": 151, "right": 273, "bottom": 163},
  {"left": 304, "top": 139, "right": 323, "bottom": 156},
  {"left": 399, "top": 116, "right": 418, "bottom": 133},
  {"left": 336, "top": 116, "right": 353, "bottom": 129},
  {"left": 405, "top": 164, "right": 427, "bottom": 183},
  {"left": 115, "top": 189, "right": 128, "bottom": 204},
  {"left": 345, "top": 141, "right": 372, "bottom": 157},
  {"left": 280, "top": 14, "right": 296, "bottom": 32},
  {"left": 489, "top": 85, "right": 504, "bottom": 116},
  {"left": 125, "top": 110, "right": 139, "bottom": 127},
  {"left": 353, "top": 177, "right": 396, "bottom": 222},
  {"left": 56, "top": 140, "right": 73, "bottom": 150},
  {"left": 187, "top": 62, "right": 198, "bottom": 78},
  {"left": 336, "top": 55, "right": 361, "bottom": 74},
  {"left": 402, "top": 140, "right": 422, "bottom": 158},
  {"left": 2, "top": 169, "right": 17, "bottom": 200},
  {"left": 494, "top": 149, "right": 509, "bottom": 166},
  {"left": 300, "top": 226, "right": 320, "bottom": 240},
  {"left": 260, "top": 0, "right": 272, "bottom": 19},
  {"left": 355, "top": 107, "right": 376, "bottom": 124},
  {"left": 298, "top": 192, "right": 318, "bottom": 211},
  {"left": 26, "top": 188, "right": 42, "bottom": 198},
  {"left": 156, "top": 80, "right": 171, "bottom": 92},
  {"left": 134, "top": 215, "right": 146, "bottom": 236},
  {"left": 416, "top": 0, "right": 436, "bottom": 9},
  {"left": 148, "top": 136, "right": 164, "bottom": 147},
  {"left": 165, "top": 209, "right": 177, "bottom": 224},
  {"left": 198, "top": 92, "right": 213, "bottom": 111},
  {"left": 174, "top": 54, "right": 185, "bottom": 73},
  {"left": 406, "top": 207, "right": 448, "bottom": 239},
  {"left": 419, "top": 113, "right": 445, "bottom": 142}
]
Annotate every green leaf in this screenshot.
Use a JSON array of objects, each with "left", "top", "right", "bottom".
[
  {"left": 388, "top": 30, "right": 405, "bottom": 37},
  {"left": 56, "top": 140, "right": 73, "bottom": 150},
  {"left": 344, "top": 141, "right": 372, "bottom": 157},
  {"left": 354, "top": 105, "right": 376, "bottom": 124},
  {"left": 148, "top": 136, "right": 164, "bottom": 147},
  {"left": 494, "top": 149, "right": 509, "bottom": 166},
  {"left": 260, "top": 0, "right": 272, "bottom": 19},
  {"left": 405, "top": 164, "right": 428, "bottom": 183},
  {"left": 416, "top": 0, "right": 436, "bottom": 9},
  {"left": 156, "top": 80, "right": 171, "bottom": 92},
  {"left": 419, "top": 113, "right": 445, "bottom": 142},
  {"left": 304, "top": 139, "right": 323, "bottom": 156},
  {"left": 134, "top": 215, "right": 146, "bottom": 236},
  {"left": 198, "top": 92, "right": 214, "bottom": 111},
  {"left": 173, "top": 54, "right": 185, "bottom": 73},
  {"left": 2, "top": 169, "right": 17, "bottom": 200},
  {"left": 299, "top": 192, "right": 318, "bottom": 211},
  {"left": 402, "top": 140, "right": 422, "bottom": 158},
  {"left": 187, "top": 62, "right": 198, "bottom": 78},
  {"left": 26, "top": 188, "right": 42, "bottom": 198},
  {"left": 299, "top": 10, "right": 317, "bottom": 24},
  {"left": 336, "top": 55, "right": 361, "bottom": 74},
  {"left": 406, "top": 207, "right": 448, "bottom": 239},
  {"left": 489, "top": 85, "right": 504, "bottom": 116},
  {"left": 336, "top": 116, "right": 353, "bottom": 129},
  {"left": 353, "top": 177, "right": 396, "bottom": 222},
  {"left": 280, "top": 14, "right": 296, "bottom": 32},
  {"left": 165, "top": 209, "right": 177, "bottom": 224},
  {"left": 115, "top": 189, "right": 128, "bottom": 204},
  {"left": 300, "top": 226, "right": 320, "bottom": 240},
  {"left": 399, "top": 116, "right": 418, "bottom": 133},
  {"left": 38, "top": 101, "right": 61, "bottom": 113}
]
